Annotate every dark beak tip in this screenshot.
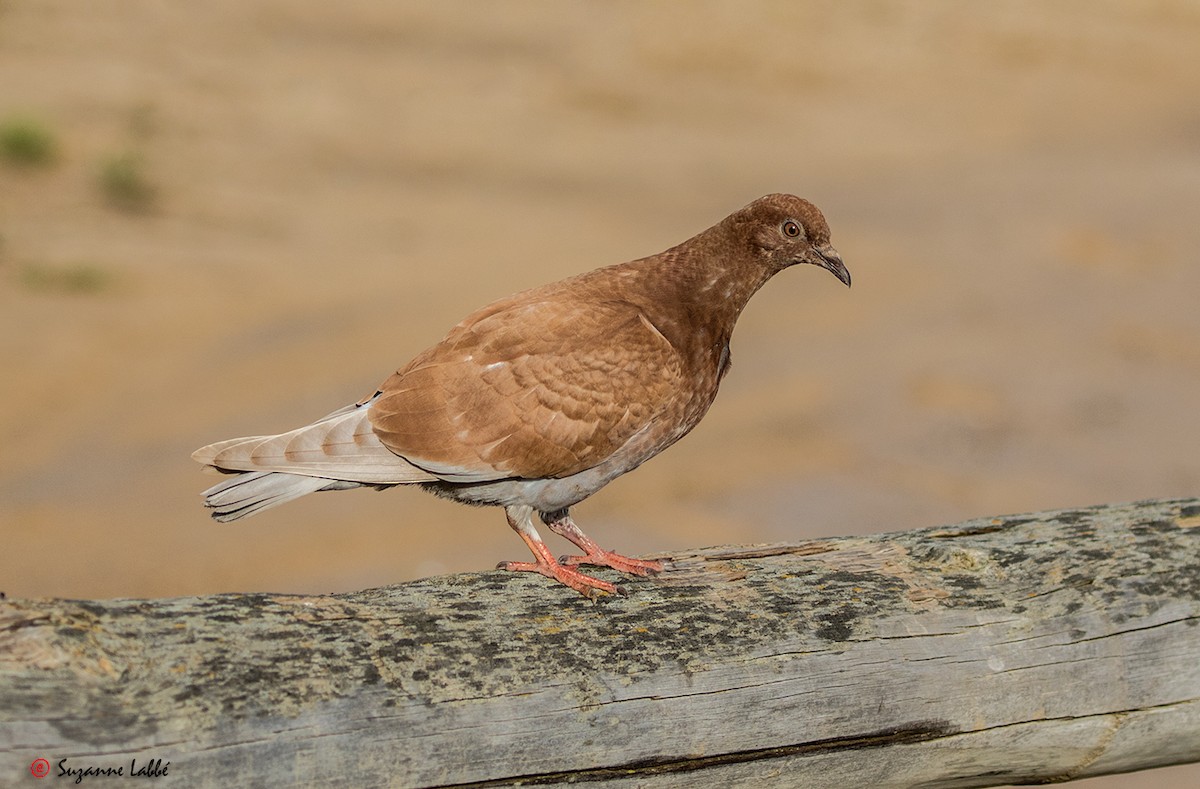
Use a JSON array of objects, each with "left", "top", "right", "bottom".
[
  {"left": 796, "top": 247, "right": 850, "bottom": 288},
  {"left": 824, "top": 258, "right": 851, "bottom": 288},
  {"left": 812, "top": 245, "right": 849, "bottom": 288}
]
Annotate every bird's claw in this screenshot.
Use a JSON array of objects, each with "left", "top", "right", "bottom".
[
  {"left": 560, "top": 550, "right": 664, "bottom": 577},
  {"left": 497, "top": 557, "right": 620, "bottom": 597}
]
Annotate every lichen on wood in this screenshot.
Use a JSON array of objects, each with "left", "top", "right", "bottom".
[{"left": 2, "top": 498, "right": 1198, "bottom": 788}]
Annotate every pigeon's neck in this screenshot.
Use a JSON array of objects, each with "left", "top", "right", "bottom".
[
  {"left": 612, "top": 233, "right": 777, "bottom": 362},
  {"left": 657, "top": 236, "right": 775, "bottom": 330}
]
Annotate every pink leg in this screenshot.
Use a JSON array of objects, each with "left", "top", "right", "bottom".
[
  {"left": 497, "top": 506, "right": 620, "bottom": 598},
  {"left": 542, "top": 510, "right": 664, "bottom": 577}
]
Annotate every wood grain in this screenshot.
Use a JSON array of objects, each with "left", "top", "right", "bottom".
[{"left": 3, "top": 497, "right": 1198, "bottom": 787}]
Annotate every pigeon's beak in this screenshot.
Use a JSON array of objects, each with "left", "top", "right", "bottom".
[{"left": 812, "top": 244, "right": 851, "bottom": 288}]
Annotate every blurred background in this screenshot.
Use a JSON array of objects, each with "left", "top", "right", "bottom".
[{"left": 1, "top": 2, "right": 1198, "bottom": 785}]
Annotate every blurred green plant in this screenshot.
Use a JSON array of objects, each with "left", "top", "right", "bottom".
[
  {"left": 19, "top": 261, "right": 113, "bottom": 294},
  {"left": 98, "top": 151, "right": 156, "bottom": 212},
  {"left": 0, "top": 115, "right": 58, "bottom": 167}
]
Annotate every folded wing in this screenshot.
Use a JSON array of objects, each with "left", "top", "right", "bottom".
[{"left": 370, "top": 297, "right": 684, "bottom": 483}]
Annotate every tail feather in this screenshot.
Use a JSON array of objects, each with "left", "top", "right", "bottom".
[
  {"left": 191, "top": 400, "right": 436, "bottom": 485},
  {"left": 194, "top": 396, "right": 437, "bottom": 520},
  {"left": 201, "top": 471, "right": 368, "bottom": 522}
]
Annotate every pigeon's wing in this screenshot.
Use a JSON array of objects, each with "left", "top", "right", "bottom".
[{"left": 369, "top": 296, "right": 685, "bottom": 482}]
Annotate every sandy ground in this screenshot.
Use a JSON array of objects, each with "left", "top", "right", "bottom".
[{"left": 2, "top": 2, "right": 1199, "bottom": 786}]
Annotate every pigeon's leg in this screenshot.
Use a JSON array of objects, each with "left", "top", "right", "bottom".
[
  {"left": 541, "top": 509, "right": 664, "bottom": 576},
  {"left": 497, "top": 505, "right": 619, "bottom": 597}
]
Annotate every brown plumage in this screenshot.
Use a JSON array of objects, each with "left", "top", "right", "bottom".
[{"left": 193, "top": 193, "right": 850, "bottom": 597}]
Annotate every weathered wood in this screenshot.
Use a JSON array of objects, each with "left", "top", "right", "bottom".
[{"left": 2, "top": 498, "right": 1198, "bottom": 788}]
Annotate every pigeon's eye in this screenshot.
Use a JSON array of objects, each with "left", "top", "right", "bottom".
[{"left": 782, "top": 220, "right": 802, "bottom": 238}]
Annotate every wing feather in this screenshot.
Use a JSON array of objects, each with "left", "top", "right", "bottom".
[{"left": 370, "top": 297, "right": 683, "bottom": 482}]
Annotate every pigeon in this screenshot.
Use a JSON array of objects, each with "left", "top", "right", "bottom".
[{"left": 193, "top": 193, "right": 850, "bottom": 597}]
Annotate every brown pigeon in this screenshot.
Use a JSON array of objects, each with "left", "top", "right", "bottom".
[{"left": 193, "top": 194, "right": 849, "bottom": 597}]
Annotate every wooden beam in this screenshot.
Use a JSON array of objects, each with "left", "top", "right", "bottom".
[{"left": 3, "top": 497, "right": 1199, "bottom": 787}]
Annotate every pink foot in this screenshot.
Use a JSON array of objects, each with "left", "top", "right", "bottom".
[
  {"left": 542, "top": 510, "right": 664, "bottom": 576},
  {"left": 500, "top": 506, "right": 662, "bottom": 598},
  {"left": 497, "top": 558, "right": 621, "bottom": 598},
  {"left": 559, "top": 550, "right": 664, "bottom": 577}
]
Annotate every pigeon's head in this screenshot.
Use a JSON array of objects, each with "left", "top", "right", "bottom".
[{"left": 735, "top": 193, "right": 850, "bottom": 287}]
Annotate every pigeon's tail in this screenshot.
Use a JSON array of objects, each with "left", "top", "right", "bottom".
[
  {"left": 193, "top": 395, "right": 439, "bottom": 521},
  {"left": 194, "top": 396, "right": 436, "bottom": 475},
  {"left": 201, "top": 471, "right": 368, "bottom": 522}
]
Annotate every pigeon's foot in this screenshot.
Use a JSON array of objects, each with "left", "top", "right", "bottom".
[
  {"left": 560, "top": 549, "right": 663, "bottom": 577},
  {"left": 502, "top": 505, "right": 623, "bottom": 598},
  {"left": 496, "top": 558, "right": 620, "bottom": 598},
  {"left": 542, "top": 509, "right": 664, "bottom": 576}
]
